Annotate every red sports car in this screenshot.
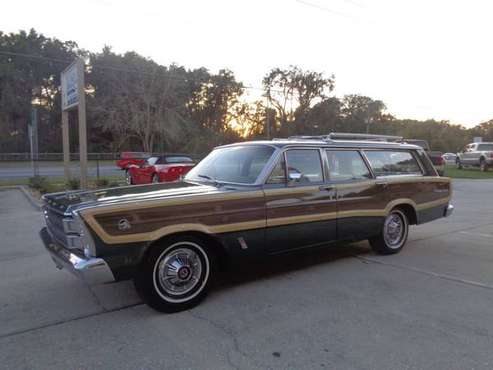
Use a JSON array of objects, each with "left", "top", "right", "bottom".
[
  {"left": 116, "top": 152, "right": 150, "bottom": 171},
  {"left": 126, "top": 154, "right": 195, "bottom": 185}
]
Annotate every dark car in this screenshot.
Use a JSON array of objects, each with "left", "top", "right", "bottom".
[
  {"left": 40, "top": 135, "right": 453, "bottom": 313},
  {"left": 403, "top": 139, "right": 445, "bottom": 176}
]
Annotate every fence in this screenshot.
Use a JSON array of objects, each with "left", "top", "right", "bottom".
[
  {"left": 0, "top": 152, "right": 206, "bottom": 162},
  {"left": 0, "top": 153, "right": 120, "bottom": 161}
]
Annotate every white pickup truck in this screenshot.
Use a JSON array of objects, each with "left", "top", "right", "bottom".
[{"left": 457, "top": 142, "right": 493, "bottom": 172}]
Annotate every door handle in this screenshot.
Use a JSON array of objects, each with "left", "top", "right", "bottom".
[
  {"left": 376, "top": 181, "right": 389, "bottom": 189},
  {"left": 319, "top": 185, "right": 334, "bottom": 191}
]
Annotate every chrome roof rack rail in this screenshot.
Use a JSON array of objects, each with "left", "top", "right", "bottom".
[
  {"left": 326, "top": 132, "right": 403, "bottom": 142},
  {"left": 274, "top": 132, "right": 403, "bottom": 143}
]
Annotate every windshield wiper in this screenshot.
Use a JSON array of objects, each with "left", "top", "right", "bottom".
[{"left": 197, "top": 174, "right": 222, "bottom": 186}]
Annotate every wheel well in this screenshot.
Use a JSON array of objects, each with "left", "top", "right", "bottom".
[
  {"left": 145, "top": 231, "right": 229, "bottom": 270},
  {"left": 394, "top": 204, "right": 417, "bottom": 225}
]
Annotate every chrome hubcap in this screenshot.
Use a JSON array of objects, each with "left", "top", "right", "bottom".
[
  {"left": 125, "top": 172, "right": 131, "bottom": 185},
  {"left": 384, "top": 213, "right": 405, "bottom": 248},
  {"left": 157, "top": 248, "right": 202, "bottom": 296}
]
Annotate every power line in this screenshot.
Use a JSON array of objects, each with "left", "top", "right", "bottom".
[
  {"left": 294, "top": 0, "right": 359, "bottom": 20},
  {"left": 0, "top": 50, "right": 278, "bottom": 93}
]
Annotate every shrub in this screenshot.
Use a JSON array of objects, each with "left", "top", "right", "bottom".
[
  {"left": 28, "top": 176, "right": 50, "bottom": 193},
  {"left": 95, "top": 178, "right": 110, "bottom": 188},
  {"left": 66, "top": 178, "right": 80, "bottom": 190}
]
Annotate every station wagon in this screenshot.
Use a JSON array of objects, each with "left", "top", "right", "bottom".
[{"left": 40, "top": 134, "right": 454, "bottom": 312}]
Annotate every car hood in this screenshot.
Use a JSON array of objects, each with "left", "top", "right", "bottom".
[{"left": 42, "top": 181, "right": 220, "bottom": 214}]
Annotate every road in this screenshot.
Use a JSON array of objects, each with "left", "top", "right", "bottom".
[
  {"left": 0, "top": 161, "right": 120, "bottom": 179},
  {"left": 1, "top": 180, "right": 493, "bottom": 369}
]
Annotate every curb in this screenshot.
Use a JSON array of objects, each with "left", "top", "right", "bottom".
[{"left": 0, "top": 185, "right": 42, "bottom": 211}]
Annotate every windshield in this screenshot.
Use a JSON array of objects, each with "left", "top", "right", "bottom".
[
  {"left": 185, "top": 145, "right": 275, "bottom": 184},
  {"left": 165, "top": 156, "right": 194, "bottom": 164},
  {"left": 147, "top": 157, "right": 159, "bottom": 166}
]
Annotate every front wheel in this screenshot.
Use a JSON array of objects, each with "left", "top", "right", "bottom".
[
  {"left": 125, "top": 170, "right": 133, "bottom": 185},
  {"left": 134, "top": 236, "right": 214, "bottom": 313},
  {"left": 369, "top": 209, "right": 409, "bottom": 255},
  {"left": 456, "top": 159, "right": 463, "bottom": 169},
  {"left": 480, "top": 159, "right": 488, "bottom": 172}
]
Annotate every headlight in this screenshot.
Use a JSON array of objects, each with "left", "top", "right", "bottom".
[{"left": 63, "top": 212, "right": 96, "bottom": 257}]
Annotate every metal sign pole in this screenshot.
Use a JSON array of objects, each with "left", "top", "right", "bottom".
[
  {"left": 32, "top": 108, "right": 39, "bottom": 177},
  {"left": 62, "top": 110, "right": 71, "bottom": 179},
  {"left": 76, "top": 59, "right": 88, "bottom": 189}
]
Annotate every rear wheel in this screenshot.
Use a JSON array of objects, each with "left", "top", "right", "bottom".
[
  {"left": 134, "top": 236, "right": 214, "bottom": 313},
  {"left": 480, "top": 158, "right": 488, "bottom": 172},
  {"left": 369, "top": 209, "right": 409, "bottom": 255}
]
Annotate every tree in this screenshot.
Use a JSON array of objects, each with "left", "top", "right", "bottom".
[
  {"left": 262, "top": 66, "right": 335, "bottom": 135},
  {"left": 88, "top": 48, "right": 193, "bottom": 153},
  {"left": 187, "top": 69, "right": 244, "bottom": 133},
  {"left": 340, "top": 95, "right": 387, "bottom": 133},
  {"left": 0, "top": 29, "right": 81, "bottom": 152}
]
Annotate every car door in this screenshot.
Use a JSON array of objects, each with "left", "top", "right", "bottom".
[
  {"left": 327, "top": 149, "right": 387, "bottom": 241},
  {"left": 135, "top": 157, "right": 157, "bottom": 184},
  {"left": 264, "top": 148, "right": 337, "bottom": 254},
  {"left": 463, "top": 144, "right": 475, "bottom": 164}
]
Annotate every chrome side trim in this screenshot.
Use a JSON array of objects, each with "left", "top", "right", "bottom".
[
  {"left": 40, "top": 227, "right": 115, "bottom": 285},
  {"left": 444, "top": 204, "right": 454, "bottom": 217}
]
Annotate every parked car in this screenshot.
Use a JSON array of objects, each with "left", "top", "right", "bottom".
[
  {"left": 456, "top": 142, "right": 493, "bottom": 171},
  {"left": 403, "top": 139, "right": 445, "bottom": 176},
  {"left": 126, "top": 154, "right": 195, "bottom": 185},
  {"left": 442, "top": 152, "right": 458, "bottom": 165},
  {"left": 39, "top": 135, "right": 453, "bottom": 313},
  {"left": 116, "top": 152, "right": 149, "bottom": 171}
]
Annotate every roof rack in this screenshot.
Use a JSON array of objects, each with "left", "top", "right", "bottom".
[
  {"left": 326, "top": 132, "right": 402, "bottom": 142},
  {"left": 275, "top": 132, "right": 403, "bottom": 142}
]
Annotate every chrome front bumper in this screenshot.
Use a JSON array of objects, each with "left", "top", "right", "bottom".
[
  {"left": 40, "top": 227, "right": 115, "bottom": 285},
  {"left": 444, "top": 204, "right": 454, "bottom": 217}
]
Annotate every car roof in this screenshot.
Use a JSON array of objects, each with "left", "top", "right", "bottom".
[{"left": 217, "top": 139, "right": 422, "bottom": 151}]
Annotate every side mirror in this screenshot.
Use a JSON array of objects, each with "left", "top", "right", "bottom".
[{"left": 288, "top": 171, "right": 302, "bottom": 182}]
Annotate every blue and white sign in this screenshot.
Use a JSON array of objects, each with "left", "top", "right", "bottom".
[{"left": 61, "top": 60, "right": 79, "bottom": 110}]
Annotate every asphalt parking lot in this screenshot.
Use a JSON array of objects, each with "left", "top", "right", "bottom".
[{"left": 1, "top": 179, "right": 493, "bottom": 369}]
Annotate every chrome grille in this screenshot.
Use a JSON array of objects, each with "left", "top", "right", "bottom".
[{"left": 43, "top": 205, "right": 83, "bottom": 252}]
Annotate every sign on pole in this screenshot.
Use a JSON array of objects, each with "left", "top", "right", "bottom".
[
  {"left": 61, "top": 61, "right": 79, "bottom": 111},
  {"left": 61, "top": 59, "right": 88, "bottom": 189}
]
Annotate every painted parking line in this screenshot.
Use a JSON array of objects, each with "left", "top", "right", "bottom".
[{"left": 459, "top": 231, "right": 493, "bottom": 239}]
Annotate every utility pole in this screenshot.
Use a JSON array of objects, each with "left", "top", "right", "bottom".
[
  {"left": 77, "top": 59, "right": 88, "bottom": 189},
  {"left": 29, "top": 107, "right": 39, "bottom": 177}
]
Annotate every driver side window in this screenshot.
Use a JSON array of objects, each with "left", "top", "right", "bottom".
[{"left": 285, "top": 149, "right": 324, "bottom": 184}]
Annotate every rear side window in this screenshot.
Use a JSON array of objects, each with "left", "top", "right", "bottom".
[
  {"left": 364, "top": 150, "right": 422, "bottom": 176},
  {"left": 285, "top": 149, "right": 324, "bottom": 183},
  {"left": 326, "top": 150, "right": 371, "bottom": 181},
  {"left": 478, "top": 144, "right": 493, "bottom": 151}
]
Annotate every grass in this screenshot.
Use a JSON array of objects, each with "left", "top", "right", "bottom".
[
  {"left": 0, "top": 175, "right": 125, "bottom": 189},
  {"left": 443, "top": 165, "right": 493, "bottom": 179}
]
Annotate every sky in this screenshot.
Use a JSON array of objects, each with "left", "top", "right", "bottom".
[{"left": 1, "top": 0, "right": 492, "bottom": 127}]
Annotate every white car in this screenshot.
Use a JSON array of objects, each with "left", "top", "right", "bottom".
[{"left": 442, "top": 153, "right": 457, "bottom": 165}]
